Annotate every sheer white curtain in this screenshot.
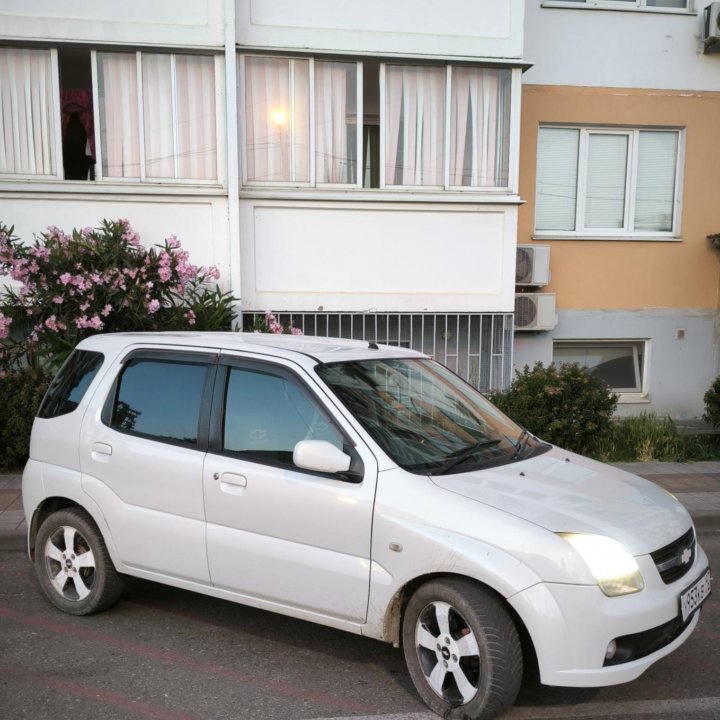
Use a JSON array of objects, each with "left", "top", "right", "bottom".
[
  {"left": 384, "top": 65, "right": 445, "bottom": 186},
  {"left": 244, "top": 56, "right": 309, "bottom": 182},
  {"left": 315, "top": 61, "right": 356, "bottom": 184},
  {"left": 143, "top": 54, "right": 175, "bottom": 178},
  {"left": 97, "top": 52, "right": 140, "bottom": 178},
  {"left": 175, "top": 55, "right": 217, "bottom": 180},
  {"left": 450, "top": 67, "right": 510, "bottom": 187},
  {"left": 0, "top": 47, "right": 56, "bottom": 175}
]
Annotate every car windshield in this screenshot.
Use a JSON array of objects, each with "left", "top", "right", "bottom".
[{"left": 316, "top": 358, "right": 548, "bottom": 474}]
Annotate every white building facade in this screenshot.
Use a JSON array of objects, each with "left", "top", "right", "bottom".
[{"left": 0, "top": 0, "right": 527, "bottom": 392}]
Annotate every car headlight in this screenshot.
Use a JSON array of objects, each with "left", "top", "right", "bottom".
[{"left": 559, "top": 533, "right": 644, "bottom": 597}]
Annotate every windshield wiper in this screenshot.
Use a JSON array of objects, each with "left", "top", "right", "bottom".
[{"left": 435, "top": 439, "right": 502, "bottom": 475}]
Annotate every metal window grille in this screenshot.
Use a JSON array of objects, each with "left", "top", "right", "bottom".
[{"left": 243, "top": 312, "right": 513, "bottom": 393}]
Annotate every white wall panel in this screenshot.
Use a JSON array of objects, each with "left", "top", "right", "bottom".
[
  {"left": 241, "top": 200, "right": 517, "bottom": 312},
  {"left": 0, "top": 0, "right": 224, "bottom": 48},
  {"left": 237, "top": 0, "right": 523, "bottom": 59}
]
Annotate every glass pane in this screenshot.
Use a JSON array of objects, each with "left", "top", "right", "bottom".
[
  {"left": 113, "top": 360, "right": 207, "bottom": 443},
  {"left": 584, "top": 133, "right": 628, "bottom": 229},
  {"left": 176, "top": 55, "right": 217, "bottom": 180},
  {"left": 224, "top": 368, "right": 343, "bottom": 464},
  {"left": 535, "top": 127, "right": 579, "bottom": 231},
  {"left": 635, "top": 131, "right": 677, "bottom": 232},
  {"left": 385, "top": 65, "right": 445, "bottom": 186},
  {"left": 97, "top": 52, "right": 140, "bottom": 178},
  {"left": 449, "top": 67, "right": 511, "bottom": 187},
  {"left": 554, "top": 343, "right": 641, "bottom": 392},
  {"left": 143, "top": 54, "right": 175, "bottom": 178},
  {"left": 646, "top": 0, "right": 687, "bottom": 7},
  {"left": 244, "top": 56, "right": 309, "bottom": 182},
  {"left": 315, "top": 61, "right": 357, "bottom": 184},
  {"left": 0, "top": 47, "right": 56, "bottom": 175},
  {"left": 38, "top": 351, "right": 104, "bottom": 419}
]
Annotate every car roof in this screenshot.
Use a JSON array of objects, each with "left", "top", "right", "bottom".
[{"left": 76, "top": 331, "right": 427, "bottom": 365}]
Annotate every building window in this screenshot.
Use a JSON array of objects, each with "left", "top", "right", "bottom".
[
  {"left": 384, "top": 64, "right": 512, "bottom": 189},
  {"left": 0, "top": 45, "right": 219, "bottom": 183},
  {"left": 553, "top": 341, "right": 646, "bottom": 395},
  {"left": 242, "top": 56, "right": 359, "bottom": 185},
  {"left": 97, "top": 51, "right": 218, "bottom": 181},
  {"left": 241, "top": 56, "right": 515, "bottom": 191},
  {"left": 544, "top": 1, "right": 689, "bottom": 10},
  {"left": 0, "top": 47, "right": 58, "bottom": 177},
  {"left": 535, "top": 126, "right": 681, "bottom": 237}
]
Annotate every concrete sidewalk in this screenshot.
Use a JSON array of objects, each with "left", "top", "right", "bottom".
[{"left": 2, "top": 462, "right": 719, "bottom": 552}]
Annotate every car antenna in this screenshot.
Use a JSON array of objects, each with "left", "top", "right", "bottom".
[{"left": 368, "top": 342, "right": 379, "bottom": 350}]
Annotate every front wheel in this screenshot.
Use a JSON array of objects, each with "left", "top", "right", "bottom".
[
  {"left": 402, "top": 578, "right": 522, "bottom": 720},
  {"left": 35, "top": 508, "right": 124, "bottom": 616}
]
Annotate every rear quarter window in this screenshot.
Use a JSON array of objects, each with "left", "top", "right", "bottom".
[{"left": 38, "top": 350, "right": 104, "bottom": 419}]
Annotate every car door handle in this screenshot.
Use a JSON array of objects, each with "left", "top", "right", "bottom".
[
  {"left": 217, "top": 473, "right": 247, "bottom": 495},
  {"left": 91, "top": 442, "right": 113, "bottom": 459}
]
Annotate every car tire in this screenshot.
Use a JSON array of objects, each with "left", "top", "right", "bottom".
[
  {"left": 402, "top": 577, "right": 522, "bottom": 720},
  {"left": 35, "top": 508, "right": 124, "bottom": 616}
]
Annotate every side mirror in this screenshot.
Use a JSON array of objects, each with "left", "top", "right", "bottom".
[{"left": 293, "top": 440, "right": 352, "bottom": 475}]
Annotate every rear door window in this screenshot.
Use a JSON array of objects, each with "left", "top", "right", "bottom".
[{"left": 38, "top": 350, "right": 104, "bottom": 419}]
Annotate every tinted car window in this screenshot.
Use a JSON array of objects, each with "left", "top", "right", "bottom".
[
  {"left": 223, "top": 366, "right": 343, "bottom": 466},
  {"left": 109, "top": 358, "right": 208, "bottom": 445},
  {"left": 38, "top": 350, "right": 104, "bottom": 419}
]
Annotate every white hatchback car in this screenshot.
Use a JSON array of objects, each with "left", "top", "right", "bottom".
[{"left": 23, "top": 332, "right": 711, "bottom": 720}]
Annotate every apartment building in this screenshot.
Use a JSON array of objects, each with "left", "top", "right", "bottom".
[
  {"left": 0, "top": 0, "right": 527, "bottom": 392},
  {"left": 517, "top": 0, "right": 720, "bottom": 417}
]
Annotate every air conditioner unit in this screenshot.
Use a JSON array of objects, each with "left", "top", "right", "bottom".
[
  {"left": 516, "top": 244, "right": 551, "bottom": 287},
  {"left": 703, "top": 2, "right": 720, "bottom": 54},
  {"left": 514, "top": 293, "right": 556, "bottom": 331}
]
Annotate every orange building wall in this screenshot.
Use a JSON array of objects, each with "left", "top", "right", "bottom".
[{"left": 518, "top": 85, "right": 720, "bottom": 311}]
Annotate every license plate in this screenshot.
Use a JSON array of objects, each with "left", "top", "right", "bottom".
[{"left": 680, "top": 569, "right": 712, "bottom": 623}]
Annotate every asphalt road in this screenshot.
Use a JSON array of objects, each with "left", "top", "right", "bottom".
[{"left": 1, "top": 532, "right": 718, "bottom": 720}]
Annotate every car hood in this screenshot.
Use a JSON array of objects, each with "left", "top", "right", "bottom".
[{"left": 430, "top": 447, "right": 692, "bottom": 556}]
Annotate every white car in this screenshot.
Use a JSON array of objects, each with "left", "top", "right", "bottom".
[{"left": 23, "top": 332, "right": 711, "bottom": 720}]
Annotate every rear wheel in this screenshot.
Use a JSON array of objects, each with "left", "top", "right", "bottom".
[
  {"left": 35, "top": 508, "right": 124, "bottom": 615},
  {"left": 402, "top": 578, "right": 522, "bottom": 720}
]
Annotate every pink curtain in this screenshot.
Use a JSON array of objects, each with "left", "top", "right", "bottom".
[
  {"left": 245, "top": 56, "right": 309, "bottom": 182},
  {"left": 61, "top": 89, "right": 95, "bottom": 159},
  {"left": 450, "top": 67, "right": 510, "bottom": 187},
  {"left": 315, "top": 61, "right": 355, "bottom": 184},
  {"left": 97, "top": 52, "right": 140, "bottom": 178},
  {"left": 0, "top": 47, "right": 55, "bottom": 175},
  {"left": 384, "top": 65, "right": 445, "bottom": 186}
]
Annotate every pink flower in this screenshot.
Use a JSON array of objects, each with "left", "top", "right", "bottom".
[
  {"left": 52, "top": 295, "right": 64, "bottom": 304},
  {"left": 290, "top": 327, "right": 303, "bottom": 336},
  {"left": 101, "top": 304, "right": 112, "bottom": 317},
  {"left": 147, "top": 299, "right": 161, "bottom": 314},
  {"left": 184, "top": 310, "right": 196, "bottom": 326},
  {"left": 59, "top": 273, "right": 72, "bottom": 285},
  {"left": 0, "top": 312, "right": 11, "bottom": 340}
]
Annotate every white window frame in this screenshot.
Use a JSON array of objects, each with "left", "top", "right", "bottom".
[
  {"left": 541, "top": 0, "right": 694, "bottom": 14},
  {"left": 553, "top": 339, "right": 649, "bottom": 401},
  {"left": 239, "top": 54, "right": 364, "bottom": 189},
  {"left": 92, "top": 50, "right": 223, "bottom": 186},
  {"left": 535, "top": 125, "right": 684, "bottom": 240},
  {"left": 380, "top": 64, "right": 519, "bottom": 193}
]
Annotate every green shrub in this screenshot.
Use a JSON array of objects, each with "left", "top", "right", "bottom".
[
  {"left": 703, "top": 376, "right": 720, "bottom": 429},
  {"left": 491, "top": 362, "right": 617, "bottom": 455},
  {"left": 594, "top": 412, "right": 720, "bottom": 463},
  {"left": 0, "top": 367, "right": 51, "bottom": 470}
]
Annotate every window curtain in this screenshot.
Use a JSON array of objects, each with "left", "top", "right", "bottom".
[
  {"left": 0, "top": 47, "right": 56, "bottom": 175},
  {"left": 315, "top": 61, "right": 356, "bottom": 184},
  {"left": 384, "top": 65, "right": 445, "bottom": 186},
  {"left": 175, "top": 55, "right": 217, "bottom": 180},
  {"left": 450, "top": 67, "right": 510, "bottom": 187},
  {"left": 97, "top": 52, "right": 140, "bottom": 178},
  {"left": 244, "top": 56, "right": 309, "bottom": 182},
  {"left": 61, "top": 89, "right": 95, "bottom": 160},
  {"left": 143, "top": 54, "right": 175, "bottom": 179}
]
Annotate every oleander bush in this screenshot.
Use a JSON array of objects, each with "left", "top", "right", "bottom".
[
  {"left": 491, "top": 362, "right": 618, "bottom": 455},
  {"left": 0, "top": 218, "right": 236, "bottom": 372}
]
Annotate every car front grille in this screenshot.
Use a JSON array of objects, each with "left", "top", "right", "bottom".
[{"left": 650, "top": 527, "right": 696, "bottom": 585}]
